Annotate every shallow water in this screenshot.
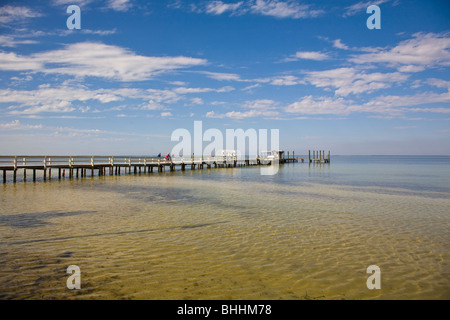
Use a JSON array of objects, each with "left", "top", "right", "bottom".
[{"left": 0, "top": 156, "right": 449, "bottom": 299}]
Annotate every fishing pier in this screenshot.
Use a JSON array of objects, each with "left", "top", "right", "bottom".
[{"left": 0, "top": 150, "right": 330, "bottom": 183}]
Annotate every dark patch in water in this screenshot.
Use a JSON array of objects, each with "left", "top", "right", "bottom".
[
  {"left": 2, "top": 221, "right": 230, "bottom": 245},
  {"left": 0, "top": 211, "right": 96, "bottom": 229},
  {"left": 57, "top": 251, "right": 73, "bottom": 258}
]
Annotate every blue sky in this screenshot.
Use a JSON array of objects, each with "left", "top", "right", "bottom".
[{"left": 0, "top": 0, "right": 449, "bottom": 155}]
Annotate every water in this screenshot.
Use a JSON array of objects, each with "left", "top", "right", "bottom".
[{"left": 0, "top": 156, "right": 449, "bottom": 299}]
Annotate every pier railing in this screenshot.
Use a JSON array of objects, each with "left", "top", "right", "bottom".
[
  {"left": 0, "top": 155, "right": 263, "bottom": 168},
  {"left": 1, "top": 152, "right": 321, "bottom": 183}
]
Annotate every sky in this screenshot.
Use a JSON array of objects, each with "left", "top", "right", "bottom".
[{"left": 0, "top": 0, "right": 449, "bottom": 155}]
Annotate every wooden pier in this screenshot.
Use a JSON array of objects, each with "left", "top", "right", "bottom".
[
  {"left": 0, "top": 155, "right": 260, "bottom": 183},
  {"left": 307, "top": 150, "right": 331, "bottom": 164},
  {"left": 0, "top": 151, "right": 330, "bottom": 183}
]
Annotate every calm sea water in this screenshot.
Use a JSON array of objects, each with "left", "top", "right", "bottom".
[{"left": 0, "top": 156, "right": 449, "bottom": 299}]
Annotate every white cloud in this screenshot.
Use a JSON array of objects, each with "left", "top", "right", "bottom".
[
  {"left": 191, "top": 97, "right": 204, "bottom": 105},
  {"left": 81, "top": 29, "right": 117, "bottom": 36},
  {"left": 140, "top": 102, "right": 164, "bottom": 111},
  {"left": 0, "top": 120, "right": 43, "bottom": 130},
  {"left": 242, "top": 83, "right": 261, "bottom": 91},
  {"left": 351, "top": 32, "right": 450, "bottom": 69},
  {"left": 52, "top": 0, "right": 94, "bottom": 7},
  {"left": 285, "top": 90, "right": 450, "bottom": 116},
  {"left": 242, "top": 99, "right": 278, "bottom": 109},
  {"left": 250, "top": 0, "right": 323, "bottom": 19},
  {"left": 202, "top": 71, "right": 245, "bottom": 82},
  {"left": 303, "top": 67, "right": 409, "bottom": 96},
  {"left": 161, "top": 111, "right": 173, "bottom": 117},
  {"left": 206, "top": 109, "right": 279, "bottom": 119},
  {"left": 107, "top": 0, "right": 132, "bottom": 12},
  {"left": 173, "top": 86, "right": 234, "bottom": 94},
  {"left": 285, "top": 51, "right": 330, "bottom": 61},
  {"left": 0, "top": 86, "right": 123, "bottom": 115},
  {"left": 206, "top": 99, "right": 280, "bottom": 119},
  {"left": 169, "top": 81, "right": 188, "bottom": 86},
  {"left": 0, "top": 35, "right": 38, "bottom": 47},
  {"left": 343, "top": 0, "right": 390, "bottom": 17},
  {"left": 333, "top": 39, "right": 349, "bottom": 50},
  {"left": 178, "top": 0, "right": 323, "bottom": 19},
  {"left": 397, "top": 65, "right": 426, "bottom": 73},
  {"left": 0, "top": 84, "right": 235, "bottom": 116},
  {"left": 255, "top": 75, "right": 301, "bottom": 86},
  {"left": 425, "top": 78, "right": 450, "bottom": 90},
  {"left": 0, "top": 42, "right": 207, "bottom": 82},
  {"left": 0, "top": 5, "right": 43, "bottom": 24},
  {"left": 285, "top": 96, "right": 353, "bottom": 115},
  {"left": 0, "top": 52, "right": 42, "bottom": 71},
  {"left": 205, "top": 1, "right": 244, "bottom": 15}
]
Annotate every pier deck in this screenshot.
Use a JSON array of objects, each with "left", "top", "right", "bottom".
[{"left": 0, "top": 151, "right": 330, "bottom": 183}]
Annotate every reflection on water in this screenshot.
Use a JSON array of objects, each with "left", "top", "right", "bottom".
[{"left": 0, "top": 156, "right": 449, "bottom": 299}]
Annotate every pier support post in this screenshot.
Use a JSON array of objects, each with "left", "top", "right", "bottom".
[
  {"left": 43, "top": 169, "right": 47, "bottom": 181},
  {"left": 33, "top": 169, "right": 36, "bottom": 182},
  {"left": 3, "top": 170, "right": 6, "bottom": 183},
  {"left": 13, "top": 169, "right": 17, "bottom": 183}
]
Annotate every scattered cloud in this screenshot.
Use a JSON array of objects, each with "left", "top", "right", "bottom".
[
  {"left": 80, "top": 28, "right": 117, "bottom": 36},
  {"left": 0, "top": 42, "right": 207, "bottom": 82},
  {"left": 52, "top": 0, "right": 94, "bottom": 7},
  {"left": 343, "top": 0, "right": 390, "bottom": 17},
  {"left": 350, "top": 32, "right": 450, "bottom": 69},
  {"left": 205, "top": 1, "right": 244, "bottom": 15},
  {"left": 206, "top": 99, "right": 280, "bottom": 119},
  {"left": 206, "top": 109, "right": 279, "bottom": 119},
  {"left": 161, "top": 111, "right": 173, "bottom": 117},
  {"left": 201, "top": 71, "right": 245, "bottom": 82},
  {"left": 177, "top": 0, "right": 323, "bottom": 19},
  {"left": 107, "top": 0, "right": 132, "bottom": 12},
  {"left": 190, "top": 97, "right": 204, "bottom": 105},
  {"left": 285, "top": 51, "right": 330, "bottom": 61},
  {"left": 250, "top": 0, "right": 324, "bottom": 19},
  {"left": 0, "top": 5, "right": 43, "bottom": 24},
  {"left": 332, "top": 39, "right": 349, "bottom": 50},
  {"left": 285, "top": 90, "right": 450, "bottom": 116},
  {"left": 0, "top": 35, "right": 38, "bottom": 47},
  {"left": 303, "top": 67, "right": 409, "bottom": 96},
  {"left": 256, "top": 75, "right": 301, "bottom": 86},
  {"left": 0, "top": 120, "right": 43, "bottom": 130}
]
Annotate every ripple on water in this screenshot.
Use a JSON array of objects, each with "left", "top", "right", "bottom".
[{"left": 0, "top": 172, "right": 449, "bottom": 299}]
